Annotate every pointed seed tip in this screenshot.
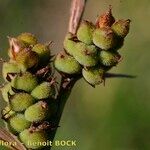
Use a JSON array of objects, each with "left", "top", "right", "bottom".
[{"left": 127, "top": 19, "right": 131, "bottom": 23}]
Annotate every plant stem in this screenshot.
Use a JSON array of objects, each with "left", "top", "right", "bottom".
[
  {"left": 49, "top": 0, "right": 86, "bottom": 149},
  {"left": 48, "top": 76, "right": 81, "bottom": 150},
  {"left": 68, "top": 0, "right": 86, "bottom": 34}
]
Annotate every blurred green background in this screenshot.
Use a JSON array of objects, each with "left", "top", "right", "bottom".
[{"left": 0, "top": 0, "right": 150, "bottom": 150}]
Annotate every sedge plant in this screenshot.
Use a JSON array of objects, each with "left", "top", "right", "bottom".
[{"left": 0, "top": 0, "right": 132, "bottom": 150}]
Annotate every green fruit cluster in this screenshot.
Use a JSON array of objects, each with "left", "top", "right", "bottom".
[
  {"left": 0, "top": 8, "right": 130, "bottom": 150},
  {"left": 1, "top": 33, "right": 57, "bottom": 149},
  {"left": 55, "top": 9, "right": 130, "bottom": 86}
]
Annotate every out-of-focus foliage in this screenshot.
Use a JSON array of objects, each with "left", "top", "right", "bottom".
[{"left": 0, "top": 0, "right": 150, "bottom": 150}]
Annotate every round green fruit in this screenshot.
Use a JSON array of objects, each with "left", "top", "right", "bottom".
[
  {"left": 25, "top": 101, "right": 49, "bottom": 122},
  {"left": 19, "top": 129, "right": 48, "bottom": 149},
  {"left": 9, "top": 114, "right": 31, "bottom": 133},
  {"left": 82, "top": 67, "right": 104, "bottom": 85},
  {"left": 31, "top": 82, "right": 55, "bottom": 100},
  {"left": 93, "top": 27, "right": 116, "bottom": 50},
  {"left": 10, "top": 93, "right": 35, "bottom": 112},
  {"left": 17, "top": 33, "right": 38, "bottom": 46},
  {"left": 112, "top": 19, "right": 130, "bottom": 38},
  {"left": 11, "top": 72, "right": 38, "bottom": 92},
  {"left": 32, "top": 43, "right": 50, "bottom": 66},
  {"left": 99, "top": 50, "right": 121, "bottom": 66},
  {"left": 77, "top": 20, "right": 95, "bottom": 45},
  {"left": 54, "top": 51, "right": 81, "bottom": 74},
  {"left": 73, "top": 42, "right": 98, "bottom": 67},
  {"left": 64, "top": 33, "right": 76, "bottom": 56},
  {"left": 16, "top": 49, "right": 39, "bottom": 71}
]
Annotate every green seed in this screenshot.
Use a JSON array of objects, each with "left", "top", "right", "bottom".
[
  {"left": 25, "top": 101, "right": 49, "bottom": 122},
  {"left": 31, "top": 82, "right": 55, "bottom": 100},
  {"left": 11, "top": 72, "right": 38, "bottom": 92},
  {"left": 16, "top": 49, "right": 39, "bottom": 71},
  {"left": 77, "top": 21, "right": 95, "bottom": 44},
  {"left": 112, "top": 19, "right": 130, "bottom": 38},
  {"left": 19, "top": 129, "right": 48, "bottom": 149},
  {"left": 73, "top": 42, "right": 98, "bottom": 67},
  {"left": 17, "top": 33, "right": 38, "bottom": 46},
  {"left": 63, "top": 33, "right": 76, "bottom": 56},
  {"left": 10, "top": 93, "right": 35, "bottom": 112},
  {"left": 9, "top": 114, "right": 31, "bottom": 133},
  {"left": 32, "top": 43, "right": 50, "bottom": 66},
  {"left": 93, "top": 27, "right": 116, "bottom": 50},
  {"left": 82, "top": 67, "right": 104, "bottom": 85},
  {"left": 2, "top": 62, "right": 20, "bottom": 82},
  {"left": 99, "top": 50, "right": 121, "bottom": 66},
  {"left": 54, "top": 51, "right": 81, "bottom": 74}
]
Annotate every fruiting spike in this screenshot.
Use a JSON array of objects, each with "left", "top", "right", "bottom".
[
  {"left": 0, "top": 6, "right": 131, "bottom": 149},
  {"left": 96, "top": 6, "right": 115, "bottom": 28},
  {"left": 77, "top": 20, "right": 95, "bottom": 44},
  {"left": 93, "top": 27, "right": 116, "bottom": 50},
  {"left": 112, "top": 19, "right": 131, "bottom": 38}
]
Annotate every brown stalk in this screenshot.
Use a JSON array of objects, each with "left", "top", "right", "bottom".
[{"left": 68, "top": 0, "right": 86, "bottom": 34}]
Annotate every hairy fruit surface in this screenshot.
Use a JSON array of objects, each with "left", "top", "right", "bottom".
[{"left": 0, "top": 7, "right": 131, "bottom": 149}]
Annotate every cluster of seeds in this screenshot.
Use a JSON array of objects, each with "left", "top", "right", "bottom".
[
  {"left": 54, "top": 8, "right": 130, "bottom": 86},
  {"left": 1, "top": 33, "right": 57, "bottom": 149},
  {"left": 0, "top": 8, "right": 130, "bottom": 150}
]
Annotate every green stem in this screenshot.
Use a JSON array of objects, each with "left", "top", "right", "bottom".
[{"left": 49, "top": 76, "right": 81, "bottom": 149}]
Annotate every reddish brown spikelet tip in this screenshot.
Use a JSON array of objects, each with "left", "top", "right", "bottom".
[{"left": 96, "top": 6, "right": 115, "bottom": 28}]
